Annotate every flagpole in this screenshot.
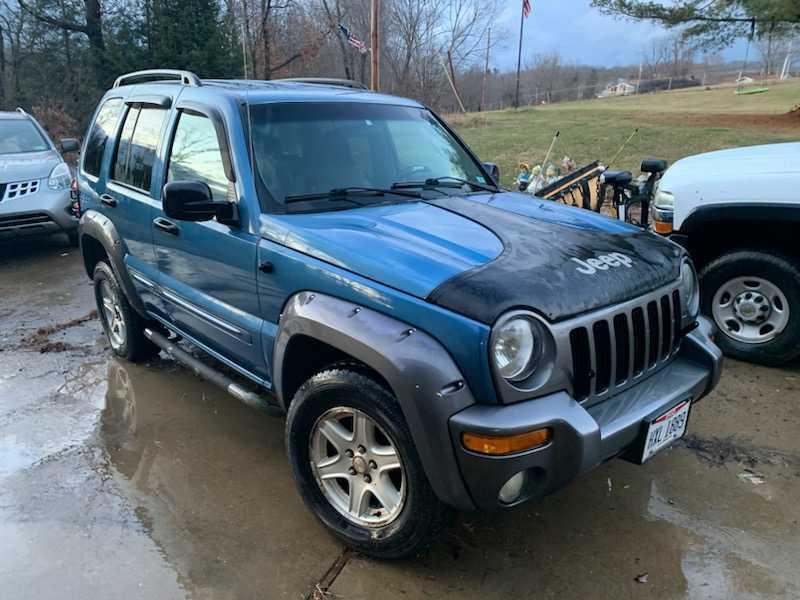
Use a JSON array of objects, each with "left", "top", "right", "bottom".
[{"left": 514, "top": 3, "right": 525, "bottom": 108}]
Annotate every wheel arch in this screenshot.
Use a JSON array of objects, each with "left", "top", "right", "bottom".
[
  {"left": 273, "top": 291, "right": 478, "bottom": 511},
  {"left": 79, "top": 209, "right": 147, "bottom": 315},
  {"left": 678, "top": 203, "right": 800, "bottom": 269}
]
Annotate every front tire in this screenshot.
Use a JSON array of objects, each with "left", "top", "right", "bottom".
[
  {"left": 93, "top": 261, "right": 160, "bottom": 362},
  {"left": 285, "top": 368, "right": 449, "bottom": 559},
  {"left": 699, "top": 250, "right": 800, "bottom": 366}
]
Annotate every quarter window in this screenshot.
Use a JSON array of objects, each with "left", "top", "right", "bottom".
[
  {"left": 82, "top": 98, "right": 123, "bottom": 177},
  {"left": 112, "top": 106, "right": 167, "bottom": 193},
  {"left": 167, "top": 112, "right": 229, "bottom": 202}
]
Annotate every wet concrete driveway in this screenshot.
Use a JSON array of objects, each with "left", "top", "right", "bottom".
[{"left": 2, "top": 240, "right": 799, "bottom": 599}]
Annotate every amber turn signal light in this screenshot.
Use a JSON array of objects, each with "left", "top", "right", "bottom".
[
  {"left": 462, "top": 428, "right": 552, "bottom": 456},
  {"left": 652, "top": 220, "right": 673, "bottom": 234}
]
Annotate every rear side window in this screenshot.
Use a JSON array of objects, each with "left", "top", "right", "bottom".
[
  {"left": 82, "top": 98, "right": 123, "bottom": 177},
  {"left": 112, "top": 106, "right": 167, "bottom": 193},
  {"left": 167, "top": 112, "right": 229, "bottom": 202}
]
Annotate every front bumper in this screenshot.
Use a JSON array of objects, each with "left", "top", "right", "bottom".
[
  {"left": 449, "top": 316, "right": 723, "bottom": 511},
  {"left": 0, "top": 185, "right": 76, "bottom": 238}
]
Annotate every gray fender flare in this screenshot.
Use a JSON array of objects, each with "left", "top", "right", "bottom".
[
  {"left": 79, "top": 210, "right": 146, "bottom": 315},
  {"left": 274, "top": 291, "right": 478, "bottom": 511}
]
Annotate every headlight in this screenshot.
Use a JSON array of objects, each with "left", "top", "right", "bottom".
[
  {"left": 491, "top": 316, "right": 541, "bottom": 381},
  {"left": 679, "top": 260, "right": 700, "bottom": 320},
  {"left": 48, "top": 162, "right": 71, "bottom": 191},
  {"left": 654, "top": 189, "right": 675, "bottom": 210}
]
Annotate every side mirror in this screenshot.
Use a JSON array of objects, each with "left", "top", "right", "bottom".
[
  {"left": 163, "top": 181, "right": 238, "bottom": 225},
  {"left": 60, "top": 138, "right": 80, "bottom": 153},
  {"left": 483, "top": 162, "right": 500, "bottom": 185}
]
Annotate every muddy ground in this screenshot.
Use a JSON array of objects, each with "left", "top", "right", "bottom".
[{"left": 1, "top": 237, "right": 799, "bottom": 600}]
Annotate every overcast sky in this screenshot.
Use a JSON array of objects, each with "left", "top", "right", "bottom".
[{"left": 491, "top": 0, "right": 744, "bottom": 70}]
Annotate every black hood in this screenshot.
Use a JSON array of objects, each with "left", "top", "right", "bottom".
[{"left": 425, "top": 193, "right": 682, "bottom": 324}]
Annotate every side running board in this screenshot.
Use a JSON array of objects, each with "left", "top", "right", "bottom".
[{"left": 144, "top": 328, "right": 283, "bottom": 416}]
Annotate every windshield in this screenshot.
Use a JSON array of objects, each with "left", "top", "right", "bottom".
[
  {"left": 249, "top": 102, "right": 486, "bottom": 206},
  {"left": 0, "top": 119, "right": 49, "bottom": 155}
]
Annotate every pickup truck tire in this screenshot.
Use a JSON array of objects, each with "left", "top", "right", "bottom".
[
  {"left": 285, "top": 368, "right": 450, "bottom": 559},
  {"left": 92, "top": 261, "right": 160, "bottom": 363},
  {"left": 699, "top": 250, "right": 800, "bottom": 366}
]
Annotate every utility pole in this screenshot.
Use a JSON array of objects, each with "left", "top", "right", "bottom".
[
  {"left": 480, "top": 27, "right": 491, "bottom": 112},
  {"left": 370, "top": 0, "right": 380, "bottom": 91},
  {"left": 514, "top": 7, "right": 525, "bottom": 108}
]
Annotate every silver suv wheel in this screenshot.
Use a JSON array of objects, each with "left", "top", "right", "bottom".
[
  {"left": 309, "top": 406, "right": 405, "bottom": 527},
  {"left": 99, "top": 278, "right": 127, "bottom": 349}
]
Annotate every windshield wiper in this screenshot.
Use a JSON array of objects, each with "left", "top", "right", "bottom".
[
  {"left": 392, "top": 176, "right": 499, "bottom": 194},
  {"left": 285, "top": 186, "right": 423, "bottom": 205}
]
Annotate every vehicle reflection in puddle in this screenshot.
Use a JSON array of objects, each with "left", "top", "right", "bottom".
[{"left": 100, "top": 359, "right": 343, "bottom": 599}]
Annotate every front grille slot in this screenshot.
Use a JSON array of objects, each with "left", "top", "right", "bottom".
[
  {"left": 568, "top": 285, "right": 683, "bottom": 405},
  {"left": 646, "top": 301, "right": 660, "bottom": 368},
  {"left": 0, "top": 212, "right": 52, "bottom": 229},
  {"left": 569, "top": 327, "right": 592, "bottom": 401},
  {"left": 592, "top": 320, "right": 612, "bottom": 393},
  {"left": 660, "top": 295, "right": 672, "bottom": 360},
  {"left": 632, "top": 307, "right": 646, "bottom": 375},
  {"left": 613, "top": 314, "right": 630, "bottom": 383}
]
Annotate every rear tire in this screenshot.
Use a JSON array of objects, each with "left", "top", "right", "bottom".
[
  {"left": 93, "top": 261, "right": 160, "bottom": 363},
  {"left": 285, "top": 368, "right": 450, "bottom": 559},
  {"left": 699, "top": 250, "right": 800, "bottom": 366}
]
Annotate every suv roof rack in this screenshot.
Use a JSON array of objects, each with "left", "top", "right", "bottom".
[
  {"left": 113, "top": 69, "right": 202, "bottom": 89},
  {"left": 16, "top": 107, "right": 27, "bottom": 115},
  {"left": 276, "top": 77, "right": 368, "bottom": 90}
]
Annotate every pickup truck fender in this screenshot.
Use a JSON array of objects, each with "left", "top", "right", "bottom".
[
  {"left": 273, "top": 291, "right": 478, "bottom": 510},
  {"left": 79, "top": 210, "right": 146, "bottom": 315}
]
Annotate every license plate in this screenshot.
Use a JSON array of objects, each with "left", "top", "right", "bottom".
[{"left": 641, "top": 400, "right": 691, "bottom": 462}]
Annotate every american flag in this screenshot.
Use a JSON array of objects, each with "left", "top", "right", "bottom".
[
  {"left": 339, "top": 24, "right": 368, "bottom": 54},
  {"left": 522, "top": 0, "right": 531, "bottom": 18}
]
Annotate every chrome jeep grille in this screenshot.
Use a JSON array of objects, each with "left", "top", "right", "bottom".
[
  {"left": 2, "top": 179, "right": 40, "bottom": 201},
  {"left": 569, "top": 288, "right": 682, "bottom": 403}
]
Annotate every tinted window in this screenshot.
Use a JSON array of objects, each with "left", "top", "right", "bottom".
[
  {"left": 82, "top": 98, "right": 123, "bottom": 176},
  {"left": 249, "top": 103, "right": 484, "bottom": 205},
  {"left": 112, "top": 106, "right": 166, "bottom": 192},
  {"left": 167, "top": 112, "right": 229, "bottom": 202},
  {"left": 0, "top": 119, "right": 49, "bottom": 155}
]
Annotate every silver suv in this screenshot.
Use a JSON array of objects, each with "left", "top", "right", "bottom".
[{"left": 0, "top": 108, "right": 80, "bottom": 244}]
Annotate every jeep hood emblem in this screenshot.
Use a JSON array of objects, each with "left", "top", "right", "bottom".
[{"left": 571, "top": 252, "right": 634, "bottom": 275}]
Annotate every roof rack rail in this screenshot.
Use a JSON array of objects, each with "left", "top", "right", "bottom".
[
  {"left": 276, "top": 77, "right": 368, "bottom": 90},
  {"left": 16, "top": 107, "right": 27, "bottom": 115},
  {"left": 113, "top": 69, "right": 202, "bottom": 89}
]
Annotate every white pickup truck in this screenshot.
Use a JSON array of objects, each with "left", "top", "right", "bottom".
[{"left": 651, "top": 142, "right": 800, "bottom": 366}]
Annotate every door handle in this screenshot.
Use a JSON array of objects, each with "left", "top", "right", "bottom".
[
  {"left": 153, "top": 217, "right": 180, "bottom": 236},
  {"left": 100, "top": 194, "right": 117, "bottom": 207}
]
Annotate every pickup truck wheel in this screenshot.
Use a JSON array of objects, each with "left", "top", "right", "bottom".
[
  {"left": 285, "top": 368, "right": 449, "bottom": 559},
  {"left": 92, "top": 261, "right": 160, "bottom": 363},
  {"left": 699, "top": 250, "right": 800, "bottom": 366}
]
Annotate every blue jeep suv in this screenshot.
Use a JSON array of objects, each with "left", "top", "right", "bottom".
[{"left": 77, "top": 69, "right": 722, "bottom": 558}]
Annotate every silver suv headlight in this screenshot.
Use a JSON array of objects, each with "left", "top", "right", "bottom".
[
  {"left": 679, "top": 259, "right": 700, "bottom": 321},
  {"left": 48, "top": 162, "right": 71, "bottom": 191},
  {"left": 491, "top": 314, "right": 544, "bottom": 382}
]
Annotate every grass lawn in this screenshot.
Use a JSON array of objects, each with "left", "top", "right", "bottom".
[{"left": 450, "top": 79, "right": 800, "bottom": 188}]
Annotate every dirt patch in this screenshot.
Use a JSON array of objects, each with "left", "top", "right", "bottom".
[
  {"left": 20, "top": 311, "right": 97, "bottom": 348},
  {"left": 681, "top": 433, "right": 800, "bottom": 470},
  {"left": 447, "top": 113, "right": 490, "bottom": 128},
  {"left": 646, "top": 110, "right": 800, "bottom": 130}
]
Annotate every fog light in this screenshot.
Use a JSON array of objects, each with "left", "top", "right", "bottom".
[
  {"left": 498, "top": 471, "right": 528, "bottom": 504},
  {"left": 462, "top": 428, "right": 551, "bottom": 456}
]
